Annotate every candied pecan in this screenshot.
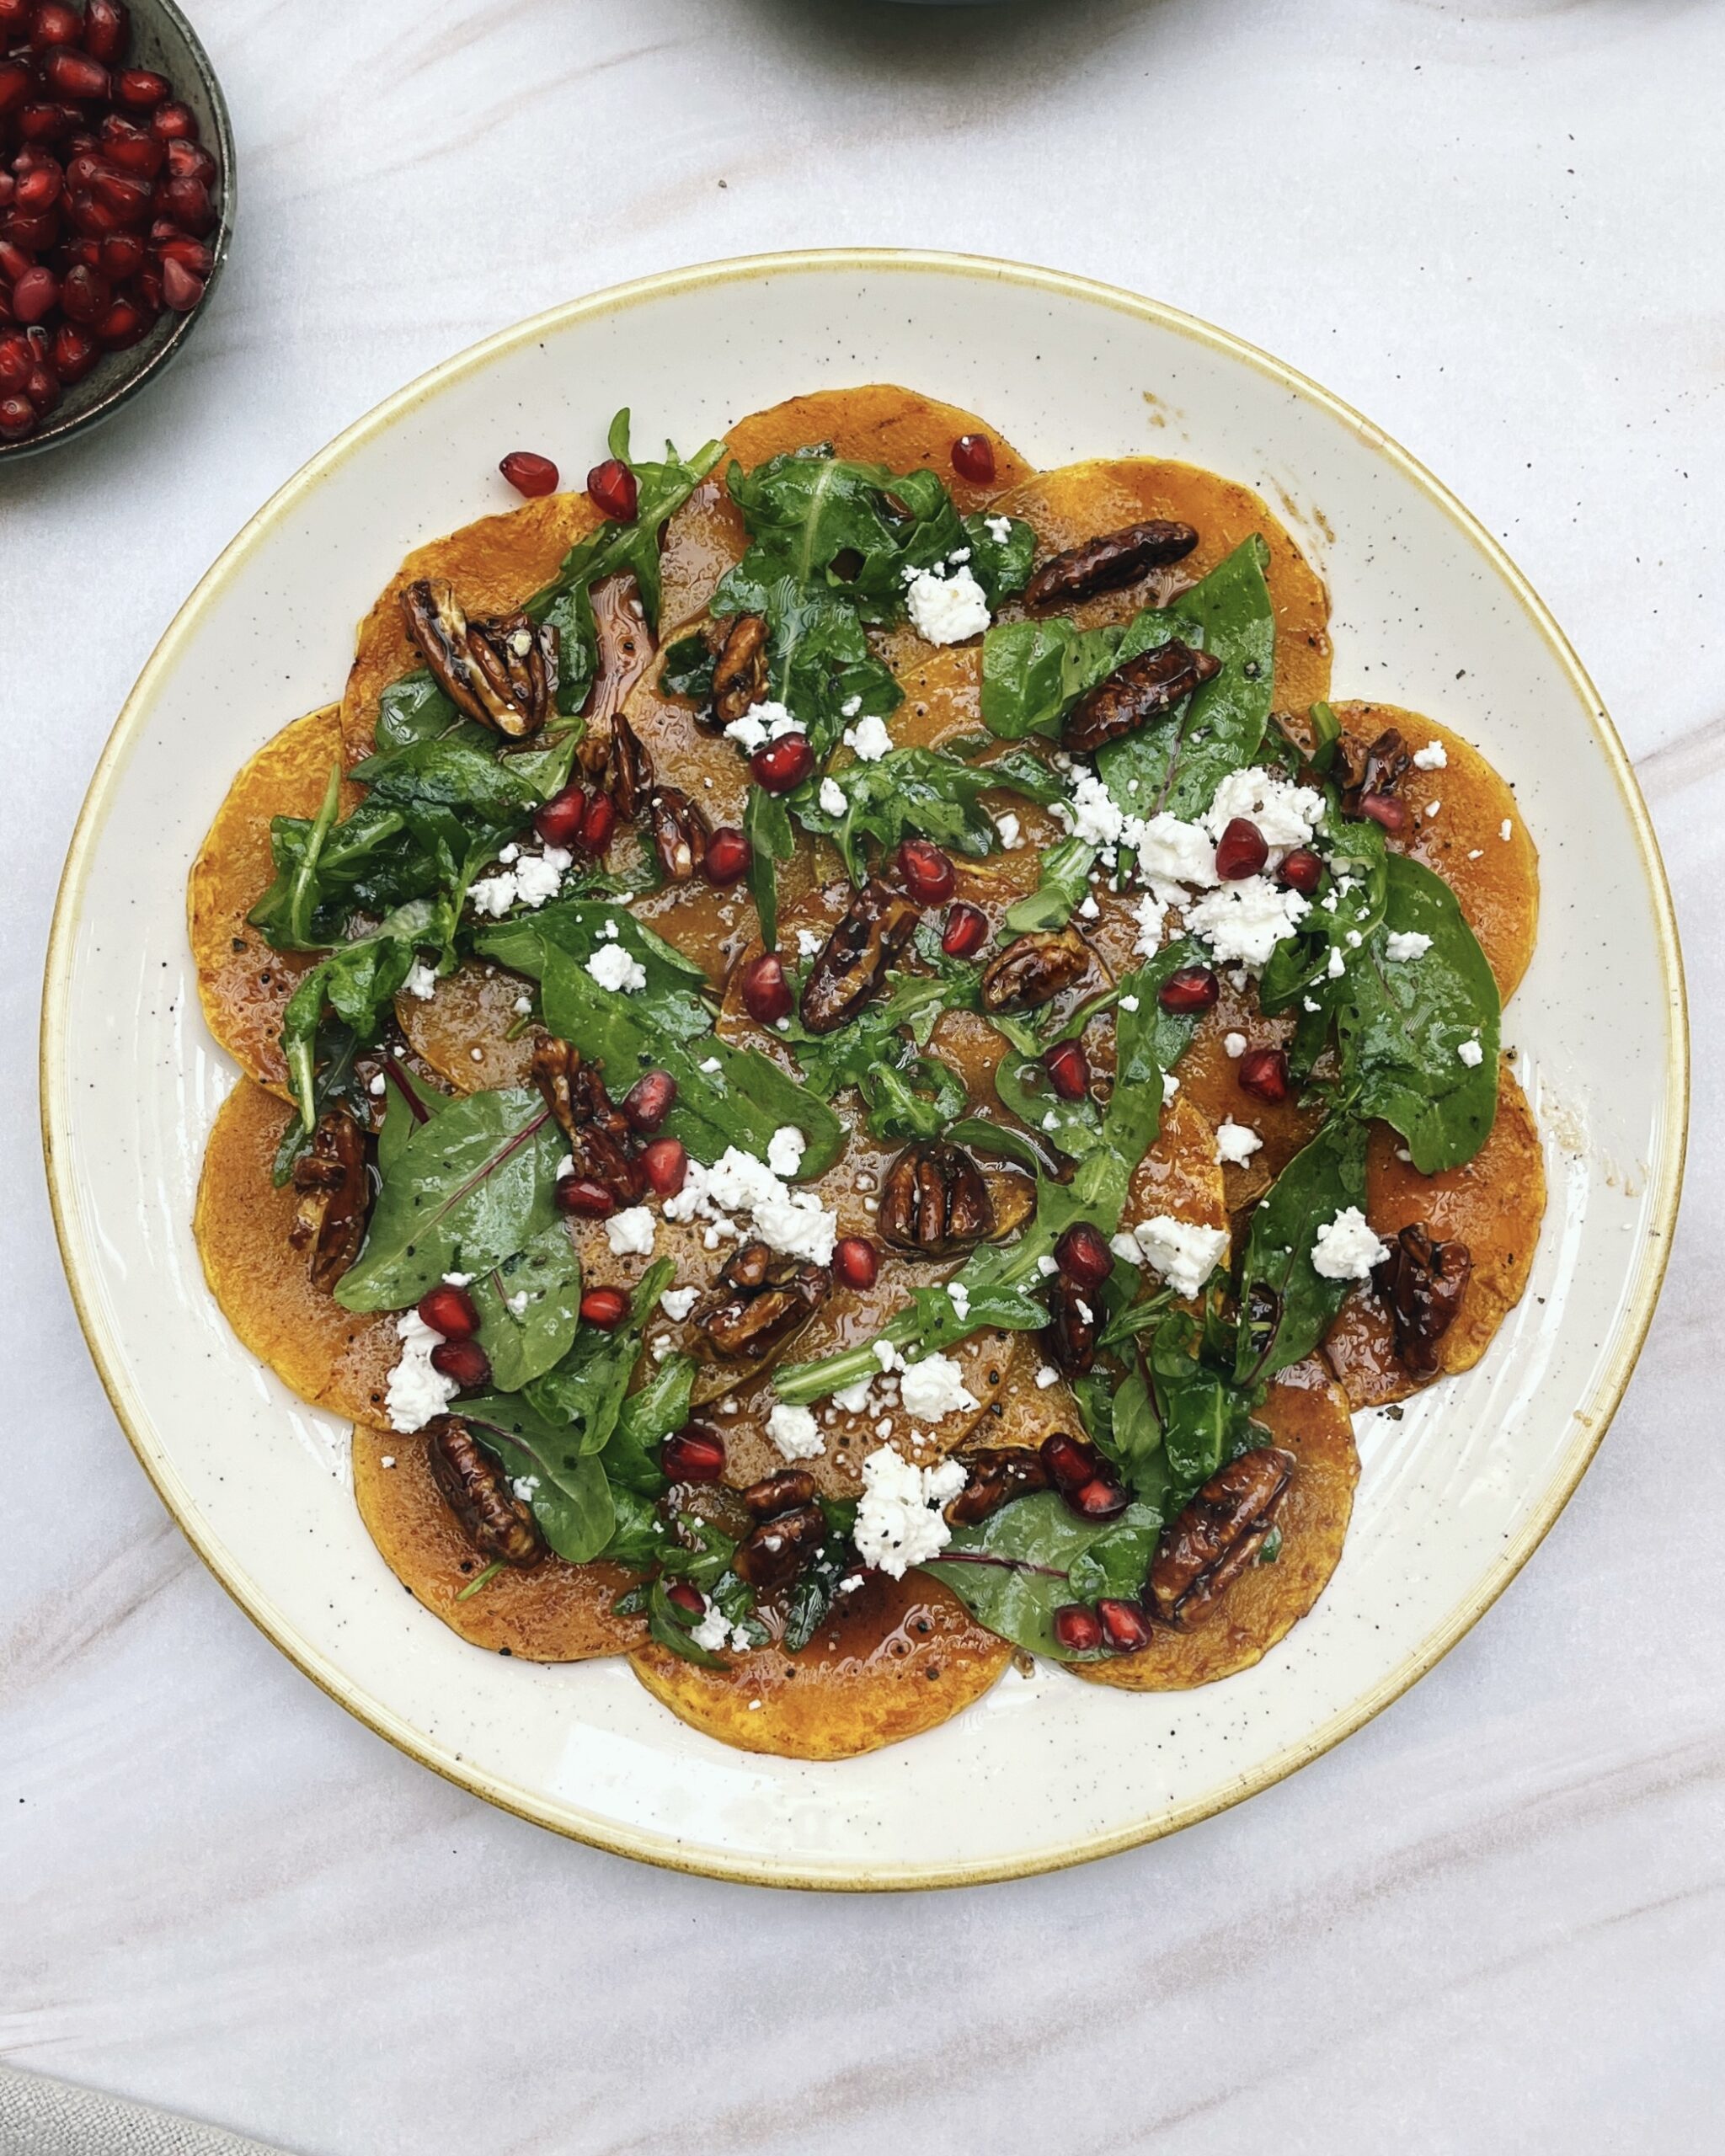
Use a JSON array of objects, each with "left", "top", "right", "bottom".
[
  {"left": 878, "top": 1140, "right": 995, "bottom": 1257},
  {"left": 944, "top": 1448, "right": 1049, "bottom": 1527},
  {"left": 1060, "top": 639, "right": 1221, "bottom": 756},
  {"left": 588, "top": 575, "right": 656, "bottom": 729},
  {"left": 1340, "top": 728, "right": 1410, "bottom": 816},
  {"left": 742, "top": 1469, "right": 818, "bottom": 1520},
  {"left": 736, "top": 1503, "right": 825, "bottom": 1590},
  {"left": 1023, "top": 520, "right": 1199, "bottom": 610},
  {"left": 649, "top": 784, "right": 710, "bottom": 883},
  {"left": 288, "top": 1108, "right": 370, "bottom": 1291},
  {"left": 399, "top": 578, "right": 557, "bottom": 739},
  {"left": 607, "top": 712, "right": 655, "bottom": 819},
  {"left": 1043, "top": 1273, "right": 1097, "bottom": 1377},
  {"left": 1147, "top": 1446, "right": 1294, "bottom": 1628},
  {"left": 694, "top": 1241, "right": 832, "bottom": 1359},
  {"left": 1372, "top": 1224, "right": 1471, "bottom": 1378},
  {"left": 980, "top": 927, "right": 1091, "bottom": 1015},
  {"left": 713, "top": 611, "right": 771, "bottom": 728},
  {"left": 799, "top": 878, "right": 921, "bottom": 1035},
  {"left": 530, "top": 1036, "right": 643, "bottom": 1205},
  {"left": 426, "top": 1416, "right": 546, "bottom": 1568}
]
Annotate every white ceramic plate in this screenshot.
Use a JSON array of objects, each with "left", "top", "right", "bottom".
[{"left": 43, "top": 252, "right": 1686, "bottom": 1889}]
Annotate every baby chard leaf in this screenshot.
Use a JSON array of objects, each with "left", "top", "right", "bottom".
[{"left": 460, "top": 1392, "right": 616, "bottom": 1566}]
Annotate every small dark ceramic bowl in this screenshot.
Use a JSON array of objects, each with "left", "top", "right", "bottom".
[{"left": 0, "top": 0, "right": 235, "bottom": 463}]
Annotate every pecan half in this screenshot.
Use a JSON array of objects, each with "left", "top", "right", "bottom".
[
  {"left": 1023, "top": 520, "right": 1199, "bottom": 610},
  {"left": 1060, "top": 639, "right": 1221, "bottom": 756},
  {"left": 735, "top": 1503, "right": 825, "bottom": 1590},
  {"left": 607, "top": 712, "right": 655, "bottom": 819},
  {"left": 1147, "top": 1446, "right": 1294, "bottom": 1629},
  {"left": 1340, "top": 728, "right": 1410, "bottom": 815},
  {"left": 399, "top": 578, "right": 558, "bottom": 739},
  {"left": 878, "top": 1140, "right": 995, "bottom": 1257},
  {"left": 588, "top": 575, "right": 656, "bottom": 729},
  {"left": 530, "top": 1036, "right": 643, "bottom": 1205},
  {"left": 694, "top": 1240, "right": 832, "bottom": 1359},
  {"left": 713, "top": 612, "right": 771, "bottom": 728},
  {"left": 1042, "top": 1273, "right": 1097, "bottom": 1376},
  {"left": 649, "top": 785, "right": 710, "bottom": 883},
  {"left": 980, "top": 927, "right": 1092, "bottom": 1015},
  {"left": 426, "top": 1415, "right": 546, "bottom": 1568},
  {"left": 742, "top": 1469, "right": 818, "bottom": 1520},
  {"left": 944, "top": 1447, "right": 1049, "bottom": 1527},
  {"left": 799, "top": 878, "right": 921, "bottom": 1035},
  {"left": 288, "top": 1108, "right": 370, "bottom": 1291},
  {"left": 1372, "top": 1223, "right": 1471, "bottom": 1378}
]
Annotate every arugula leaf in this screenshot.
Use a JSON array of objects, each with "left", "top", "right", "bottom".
[
  {"left": 925, "top": 1493, "right": 1163, "bottom": 1661},
  {"left": 1138, "top": 1310, "right": 1265, "bottom": 1513},
  {"left": 1101, "top": 936, "right": 1208, "bottom": 1166},
  {"left": 793, "top": 744, "right": 1064, "bottom": 881},
  {"left": 744, "top": 785, "right": 794, "bottom": 951},
  {"left": 1233, "top": 1116, "right": 1370, "bottom": 1384},
  {"left": 959, "top": 510, "right": 1036, "bottom": 610},
  {"left": 644, "top": 1573, "right": 726, "bottom": 1668},
  {"left": 279, "top": 897, "right": 451, "bottom": 1128},
  {"left": 660, "top": 632, "right": 716, "bottom": 700},
  {"left": 467, "top": 1221, "right": 583, "bottom": 1390},
  {"left": 1002, "top": 835, "right": 1098, "bottom": 932},
  {"left": 460, "top": 1393, "right": 616, "bottom": 1565},
  {"left": 713, "top": 451, "right": 964, "bottom": 621},
  {"left": 788, "top": 963, "right": 975, "bottom": 1142},
  {"left": 766, "top": 580, "right": 904, "bottom": 756}
]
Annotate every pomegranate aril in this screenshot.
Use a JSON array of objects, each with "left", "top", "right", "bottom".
[
  {"left": 622, "top": 1070, "right": 677, "bottom": 1134},
  {"left": 82, "top": 0, "right": 130, "bottom": 64},
  {"left": 98, "top": 232, "right": 142, "bottom": 277},
  {"left": 661, "top": 1427, "right": 726, "bottom": 1484},
  {"left": 739, "top": 952, "right": 793, "bottom": 1027},
  {"left": 1214, "top": 815, "right": 1268, "bottom": 880},
  {"left": 29, "top": 3, "right": 83, "bottom": 51},
  {"left": 58, "top": 259, "right": 107, "bottom": 322},
  {"left": 499, "top": 448, "right": 558, "bottom": 499},
  {"left": 50, "top": 318, "right": 95, "bottom": 378},
  {"left": 664, "top": 1579, "right": 706, "bottom": 1617},
  {"left": 1052, "top": 1604, "right": 1103, "bottom": 1654},
  {"left": 0, "top": 242, "right": 29, "bottom": 285},
  {"left": 9, "top": 263, "right": 56, "bottom": 321},
  {"left": 429, "top": 1336, "right": 490, "bottom": 1389},
  {"left": 133, "top": 263, "right": 161, "bottom": 312},
  {"left": 0, "top": 64, "right": 29, "bottom": 121},
  {"left": 159, "top": 254, "right": 200, "bottom": 311},
  {"left": 940, "top": 901, "right": 988, "bottom": 960},
  {"left": 896, "top": 836, "right": 955, "bottom": 905},
  {"left": 1358, "top": 791, "right": 1407, "bottom": 835},
  {"left": 1158, "top": 963, "right": 1220, "bottom": 1013},
  {"left": 0, "top": 178, "right": 14, "bottom": 211},
  {"left": 702, "top": 825, "right": 750, "bottom": 886},
  {"left": 15, "top": 163, "right": 61, "bottom": 211},
  {"left": 586, "top": 455, "right": 637, "bottom": 521},
  {"left": 151, "top": 172, "right": 210, "bottom": 231},
  {"left": 951, "top": 432, "right": 996, "bottom": 485},
  {"left": 833, "top": 1236, "right": 879, "bottom": 1291},
  {"left": 5, "top": 207, "right": 60, "bottom": 253},
  {"left": 640, "top": 1136, "right": 687, "bottom": 1198},
  {"left": 1041, "top": 1432, "right": 1102, "bottom": 1493},
  {"left": 532, "top": 783, "right": 586, "bottom": 849},
  {"left": 100, "top": 120, "right": 163, "bottom": 177},
  {"left": 1097, "top": 1598, "right": 1151, "bottom": 1652},
  {"left": 1055, "top": 1222, "right": 1114, "bottom": 1293},
  {"left": 148, "top": 99, "right": 197, "bottom": 141},
  {"left": 579, "top": 1286, "right": 629, "bottom": 1331},
  {"left": 1068, "top": 1476, "right": 1129, "bottom": 1520},
  {"left": 152, "top": 232, "right": 207, "bottom": 273},
  {"left": 416, "top": 1282, "right": 480, "bottom": 1339},
  {"left": 750, "top": 732, "right": 814, "bottom": 794},
  {"left": 575, "top": 790, "right": 615, "bottom": 852},
  {"left": 24, "top": 362, "right": 56, "bottom": 412},
  {"left": 1277, "top": 846, "right": 1323, "bottom": 896},
  {"left": 163, "top": 137, "right": 216, "bottom": 186},
  {"left": 1237, "top": 1047, "right": 1290, "bottom": 1106},
  {"left": 0, "top": 333, "right": 30, "bottom": 390},
  {"left": 67, "top": 188, "right": 118, "bottom": 238},
  {"left": 44, "top": 50, "right": 111, "bottom": 104},
  {"left": 66, "top": 150, "right": 106, "bottom": 189},
  {"left": 19, "top": 103, "right": 80, "bottom": 145},
  {"left": 116, "top": 68, "right": 169, "bottom": 109},
  {"left": 1044, "top": 1038, "right": 1091, "bottom": 1102},
  {"left": 0, "top": 392, "right": 36, "bottom": 438},
  {"left": 553, "top": 1175, "right": 616, "bottom": 1219}
]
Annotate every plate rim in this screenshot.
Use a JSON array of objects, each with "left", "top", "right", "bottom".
[{"left": 40, "top": 247, "right": 1690, "bottom": 1891}]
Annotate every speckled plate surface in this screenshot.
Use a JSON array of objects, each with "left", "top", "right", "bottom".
[{"left": 41, "top": 252, "right": 1685, "bottom": 1888}]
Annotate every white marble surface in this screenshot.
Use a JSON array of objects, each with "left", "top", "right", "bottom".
[{"left": 3, "top": 1, "right": 1718, "bottom": 2149}]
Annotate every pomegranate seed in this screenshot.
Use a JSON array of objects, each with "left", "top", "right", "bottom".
[
  {"left": 661, "top": 1427, "right": 726, "bottom": 1484},
  {"left": 750, "top": 733, "right": 814, "bottom": 794},
  {"left": 0, "top": 334, "right": 29, "bottom": 391},
  {"left": 499, "top": 449, "right": 558, "bottom": 498},
  {"left": 67, "top": 188, "right": 118, "bottom": 238},
  {"left": 44, "top": 50, "right": 111, "bottom": 103},
  {"left": 429, "top": 1336, "right": 490, "bottom": 1389},
  {"left": 116, "top": 69, "right": 169, "bottom": 109},
  {"left": 622, "top": 1070, "right": 677, "bottom": 1134},
  {"left": 148, "top": 99, "right": 197, "bottom": 141},
  {"left": 152, "top": 172, "right": 210, "bottom": 232},
  {"left": 24, "top": 363, "right": 56, "bottom": 412},
  {"left": 1067, "top": 1476, "right": 1130, "bottom": 1520},
  {"left": 164, "top": 138, "right": 216, "bottom": 187},
  {"left": 159, "top": 254, "right": 200, "bottom": 311},
  {"left": 1044, "top": 1038, "right": 1091, "bottom": 1102},
  {"left": 1055, "top": 1222, "right": 1114, "bottom": 1292},
  {"left": 94, "top": 294, "right": 144, "bottom": 346},
  {"left": 833, "top": 1236, "right": 879, "bottom": 1290},
  {"left": 416, "top": 1282, "right": 481, "bottom": 1338},
  {"left": 587, "top": 455, "right": 637, "bottom": 521},
  {"left": 664, "top": 1579, "right": 706, "bottom": 1616},
  {"left": 1238, "top": 1047, "right": 1290, "bottom": 1106},
  {"left": 29, "top": 5, "right": 83, "bottom": 52},
  {"left": 579, "top": 1286, "right": 629, "bottom": 1331},
  {"left": 702, "top": 825, "right": 751, "bottom": 886},
  {"left": 15, "top": 163, "right": 61, "bottom": 212},
  {"left": 0, "top": 243, "right": 29, "bottom": 286},
  {"left": 1358, "top": 791, "right": 1407, "bottom": 835},
  {"left": 1097, "top": 1598, "right": 1151, "bottom": 1652},
  {"left": 10, "top": 264, "right": 56, "bottom": 322},
  {"left": 1040, "top": 1432, "right": 1102, "bottom": 1492},
  {"left": 1215, "top": 815, "right": 1268, "bottom": 880},
  {"left": 739, "top": 952, "right": 793, "bottom": 1026},
  {"left": 19, "top": 103, "right": 79, "bottom": 145},
  {"left": 49, "top": 318, "right": 95, "bottom": 379},
  {"left": 0, "top": 392, "right": 35, "bottom": 438},
  {"left": 640, "top": 1136, "right": 687, "bottom": 1198},
  {"left": 532, "top": 783, "right": 585, "bottom": 849},
  {"left": 553, "top": 1175, "right": 616, "bottom": 1219},
  {"left": 1158, "top": 964, "right": 1220, "bottom": 1014},
  {"left": 100, "top": 120, "right": 162, "bottom": 177},
  {"left": 0, "top": 178, "right": 14, "bottom": 211},
  {"left": 951, "top": 432, "right": 996, "bottom": 484},
  {"left": 896, "top": 837, "right": 955, "bottom": 905},
  {"left": 1052, "top": 1605, "right": 1103, "bottom": 1654},
  {"left": 133, "top": 264, "right": 161, "bottom": 312},
  {"left": 98, "top": 230, "right": 142, "bottom": 277},
  {"left": 1277, "top": 846, "right": 1323, "bottom": 895},
  {"left": 82, "top": 1, "right": 129, "bottom": 64},
  {"left": 58, "top": 260, "right": 107, "bottom": 323},
  {"left": 576, "top": 791, "right": 616, "bottom": 851},
  {"left": 151, "top": 232, "right": 207, "bottom": 274},
  {"left": 940, "top": 901, "right": 988, "bottom": 960}
]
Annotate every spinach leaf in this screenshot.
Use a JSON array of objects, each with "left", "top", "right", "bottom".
[
  {"left": 374, "top": 668, "right": 466, "bottom": 754},
  {"left": 524, "top": 1257, "right": 673, "bottom": 1457},
  {"left": 980, "top": 616, "right": 1121, "bottom": 740},
  {"left": 461, "top": 1392, "right": 616, "bottom": 1565},
  {"left": 793, "top": 744, "right": 1063, "bottom": 881},
  {"left": 1142, "top": 1310, "right": 1264, "bottom": 1513},
  {"left": 714, "top": 451, "right": 964, "bottom": 621},
  {"left": 279, "top": 896, "right": 451, "bottom": 1129},
  {"left": 789, "top": 963, "right": 975, "bottom": 1143},
  {"left": 766, "top": 580, "right": 904, "bottom": 757},
  {"left": 476, "top": 900, "right": 713, "bottom": 1041},
  {"left": 1233, "top": 1115, "right": 1370, "bottom": 1384},
  {"left": 1001, "top": 835, "right": 1098, "bottom": 932},
  {"left": 660, "top": 632, "right": 716, "bottom": 700},
  {"left": 467, "top": 1221, "right": 583, "bottom": 1391},
  {"left": 925, "top": 1493, "right": 1163, "bottom": 1661},
  {"left": 1258, "top": 814, "right": 1388, "bottom": 1015},
  {"left": 959, "top": 510, "right": 1037, "bottom": 610},
  {"left": 1100, "top": 936, "right": 1207, "bottom": 1166},
  {"left": 744, "top": 784, "right": 794, "bottom": 952},
  {"left": 608, "top": 1352, "right": 695, "bottom": 1494},
  {"left": 644, "top": 1573, "right": 726, "bottom": 1669}
]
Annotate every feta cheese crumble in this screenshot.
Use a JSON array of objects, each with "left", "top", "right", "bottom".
[
  {"left": 723, "top": 700, "right": 798, "bottom": 753},
  {"left": 659, "top": 1285, "right": 700, "bottom": 1322},
  {"left": 1413, "top": 740, "right": 1449, "bottom": 771},
  {"left": 605, "top": 1206, "right": 656, "bottom": 1257},
  {"left": 402, "top": 961, "right": 438, "bottom": 1001},
  {"left": 1202, "top": 767, "right": 1324, "bottom": 855},
  {"left": 993, "top": 811, "right": 1022, "bottom": 850},
  {"left": 1311, "top": 1206, "right": 1391, "bottom": 1281},
  {"left": 765, "top": 1125, "right": 807, "bottom": 1180},
  {"left": 384, "top": 1310, "right": 458, "bottom": 1433},
  {"left": 1385, "top": 930, "right": 1434, "bottom": 963},
  {"left": 586, "top": 942, "right": 647, "bottom": 995},
  {"left": 818, "top": 776, "right": 848, "bottom": 817},
  {"left": 661, "top": 1145, "right": 837, "bottom": 1265},
  {"left": 852, "top": 1446, "right": 968, "bottom": 1577},
  {"left": 1115, "top": 1216, "right": 1230, "bottom": 1299},
  {"left": 1457, "top": 1036, "right": 1485, "bottom": 1068},
  {"left": 1224, "top": 1031, "right": 1247, "bottom": 1059},
  {"left": 843, "top": 711, "right": 893, "bottom": 762},
  {"left": 1185, "top": 876, "right": 1310, "bottom": 968},
  {"left": 898, "top": 1353, "right": 980, "bottom": 1424},
  {"left": 904, "top": 563, "right": 991, "bottom": 646},
  {"left": 766, "top": 1401, "right": 825, "bottom": 1461},
  {"left": 1215, "top": 1119, "right": 1263, "bottom": 1166}
]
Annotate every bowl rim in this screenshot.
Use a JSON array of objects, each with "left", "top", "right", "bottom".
[
  {"left": 40, "top": 248, "right": 1690, "bottom": 1890},
  {"left": 0, "top": 0, "right": 238, "bottom": 465}
]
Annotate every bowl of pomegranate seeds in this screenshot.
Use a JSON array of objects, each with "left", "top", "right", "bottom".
[{"left": 0, "top": 0, "right": 233, "bottom": 457}]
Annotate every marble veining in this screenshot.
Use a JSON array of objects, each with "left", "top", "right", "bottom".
[{"left": 3, "top": 1, "right": 1719, "bottom": 2149}]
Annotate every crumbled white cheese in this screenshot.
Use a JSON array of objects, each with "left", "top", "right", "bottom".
[
  {"left": 1458, "top": 1036, "right": 1485, "bottom": 1068},
  {"left": 662, "top": 1145, "right": 837, "bottom": 1265},
  {"left": 904, "top": 563, "right": 991, "bottom": 645},
  {"left": 1326, "top": 944, "right": 1348, "bottom": 979},
  {"left": 605, "top": 1206, "right": 656, "bottom": 1257},
  {"left": 384, "top": 1310, "right": 459, "bottom": 1433},
  {"left": 660, "top": 1285, "right": 700, "bottom": 1322},
  {"left": 1122, "top": 1215, "right": 1231, "bottom": 1299},
  {"left": 818, "top": 776, "right": 848, "bottom": 817},
  {"left": 512, "top": 994, "right": 533, "bottom": 1016},
  {"left": 946, "top": 1280, "right": 971, "bottom": 1322},
  {"left": 691, "top": 1604, "right": 734, "bottom": 1653},
  {"left": 1202, "top": 767, "right": 1324, "bottom": 854},
  {"left": 699, "top": 1055, "right": 723, "bottom": 1074},
  {"left": 898, "top": 1352, "right": 980, "bottom": 1424},
  {"left": 723, "top": 700, "right": 798, "bottom": 753},
  {"left": 852, "top": 1446, "right": 968, "bottom": 1577},
  {"left": 402, "top": 961, "right": 438, "bottom": 1001},
  {"left": 1224, "top": 1031, "right": 1247, "bottom": 1059},
  {"left": 984, "top": 515, "right": 1013, "bottom": 546},
  {"left": 795, "top": 926, "right": 825, "bottom": 960},
  {"left": 1067, "top": 770, "right": 1128, "bottom": 848},
  {"left": 506, "top": 1291, "right": 530, "bottom": 1315},
  {"left": 1133, "top": 889, "right": 1168, "bottom": 958},
  {"left": 1311, "top": 1206, "right": 1391, "bottom": 1281},
  {"left": 1136, "top": 812, "right": 1220, "bottom": 889},
  {"left": 843, "top": 711, "right": 893, "bottom": 762},
  {"left": 1385, "top": 930, "right": 1434, "bottom": 963},
  {"left": 993, "top": 811, "right": 1022, "bottom": 850},
  {"left": 1035, "top": 1364, "right": 1060, "bottom": 1390},
  {"left": 1118, "top": 994, "right": 1140, "bottom": 1014},
  {"left": 368, "top": 1073, "right": 387, "bottom": 1097},
  {"left": 1424, "top": 799, "right": 1441, "bottom": 820},
  {"left": 587, "top": 942, "right": 647, "bottom": 995},
  {"left": 1413, "top": 740, "right": 1448, "bottom": 771},
  {"left": 766, "top": 1401, "right": 825, "bottom": 1461},
  {"left": 1216, "top": 1119, "right": 1263, "bottom": 1166},
  {"left": 766, "top": 1125, "right": 807, "bottom": 1180},
  {"left": 1162, "top": 1072, "right": 1181, "bottom": 1103},
  {"left": 513, "top": 850, "right": 568, "bottom": 907},
  {"left": 1077, "top": 892, "right": 1099, "bottom": 921},
  {"left": 832, "top": 1375, "right": 878, "bottom": 1416},
  {"left": 1186, "top": 876, "right": 1310, "bottom": 968}
]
